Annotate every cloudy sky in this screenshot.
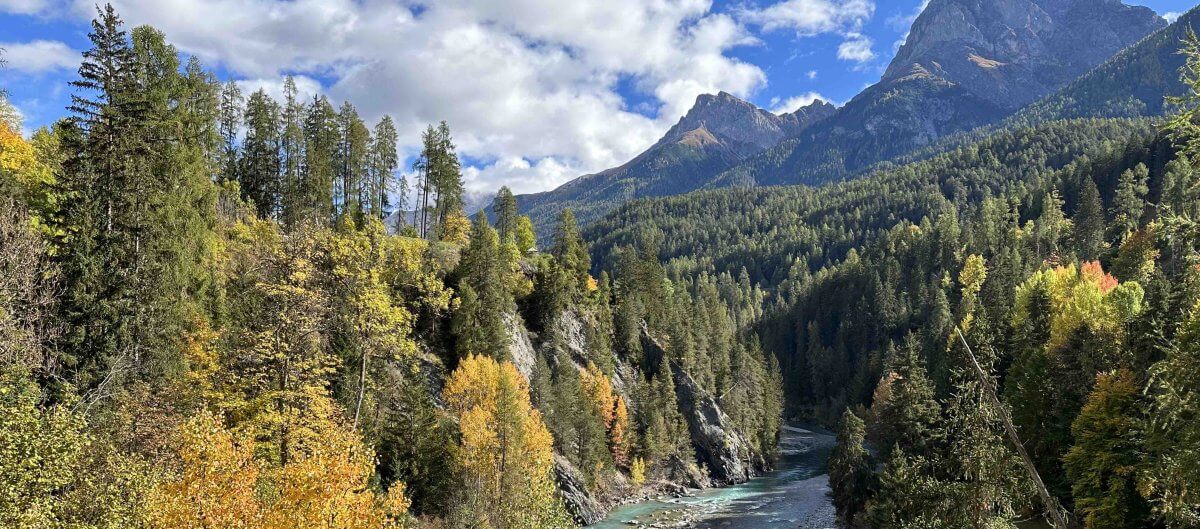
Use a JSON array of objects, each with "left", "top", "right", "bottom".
[{"left": 0, "top": 0, "right": 1191, "bottom": 199}]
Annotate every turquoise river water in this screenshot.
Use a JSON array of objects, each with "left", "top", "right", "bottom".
[{"left": 589, "top": 424, "right": 838, "bottom": 528}]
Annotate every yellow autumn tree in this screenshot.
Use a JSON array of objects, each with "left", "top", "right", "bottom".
[
  {"left": 1013, "top": 261, "right": 1144, "bottom": 350},
  {"left": 147, "top": 410, "right": 411, "bottom": 529},
  {"left": 0, "top": 121, "right": 58, "bottom": 233},
  {"left": 610, "top": 395, "right": 632, "bottom": 468},
  {"left": 580, "top": 362, "right": 632, "bottom": 468},
  {"left": 443, "top": 354, "right": 573, "bottom": 529},
  {"left": 145, "top": 412, "right": 263, "bottom": 529}
]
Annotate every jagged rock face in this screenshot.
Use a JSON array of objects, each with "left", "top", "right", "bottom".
[
  {"left": 888, "top": 0, "right": 1166, "bottom": 111},
  {"left": 711, "top": 0, "right": 1164, "bottom": 188},
  {"left": 668, "top": 361, "right": 754, "bottom": 485},
  {"left": 553, "top": 455, "right": 605, "bottom": 525},
  {"left": 505, "top": 312, "right": 537, "bottom": 381},
  {"left": 659, "top": 92, "right": 834, "bottom": 154}
]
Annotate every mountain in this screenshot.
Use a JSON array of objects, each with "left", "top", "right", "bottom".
[
  {"left": 1012, "top": 5, "right": 1200, "bottom": 125},
  {"left": 513, "top": 92, "right": 835, "bottom": 234},
  {"left": 709, "top": 0, "right": 1165, "bottom": 188}
]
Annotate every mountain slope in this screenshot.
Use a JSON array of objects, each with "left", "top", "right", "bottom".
[
  {"left": 1012, "top": 5, "right": 1200, "bottom": 125},
  {"left": 513, "top": 93, "right": 834, "bottom": 234},
  {"left": 710, "top": 0, "right": 1165, "bottom": 188}
]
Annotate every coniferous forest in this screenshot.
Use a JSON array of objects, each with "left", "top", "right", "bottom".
[{"left": 3, "top": 3, "right": 1200, "bottom": 529}]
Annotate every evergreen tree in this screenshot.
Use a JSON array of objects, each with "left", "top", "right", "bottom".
[
  {"left": 1064, "top": 369, "right": 1150, "bottom": 529},
  {"left": 872, "top": 335, "right": 941, "bottom": 459},
  {"left": 218, "top": 80, "right": 243, "bottom": 182},
  {"left": 368, "top": 116, "right": 399, "bottom": 220},
  {"left": 1073, "top": 176, "right": 1105, "bottom": 259},
  {"left": 335, "top": 101, "right": 370, "bottom": 223},
  {"left": 452, "top": 213, "right": 512, "bottom": 359},
  {"left": 495, "top": 186, "right": 519, "bottom": 243},
  {"left": 829, "top": 408, "right": 874, "bottom": 526},
  {"left": 1110, "top": 164, "right": 1148, "bottom": 240},
  {"left": 552, "top": 208, "right": 591, "bottom": 296},
  {"left": 280, "top": 76, "right": 306, "bottom": 225},
  {"left": 300, "top": 95, "right": 338, "bottom": 224},
  {"left": 239, "top": 88, "right": 281, "bottom": 218}
]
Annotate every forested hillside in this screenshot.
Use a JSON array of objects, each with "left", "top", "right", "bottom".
[
  {"left": 583, "top": 31, "right": 1200, "bottom": 529},
  {"left": 0, "top": 5, "right": 782, "bottom": 528}
]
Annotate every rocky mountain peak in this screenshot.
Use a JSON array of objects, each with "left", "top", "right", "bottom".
[
  {"left": 661, "top": 92, "right": 835, "bottom": 151},
  {"left": 886, "top": 0, "right": 1165, "bottom": 110}
]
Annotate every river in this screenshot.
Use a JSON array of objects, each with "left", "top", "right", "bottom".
[{"left": 589, "top": 424, "right": 838, "bottom": 528}]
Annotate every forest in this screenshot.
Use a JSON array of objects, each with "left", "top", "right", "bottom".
[
  {"left": 0, "top": 5, "right": 783, "bottom": 529},
  {"left": 4, "top": 3, "right": 1200, "bottom": 529},
  {"left": 583, "top": 36, "right": 1200, "bottom": 529}
]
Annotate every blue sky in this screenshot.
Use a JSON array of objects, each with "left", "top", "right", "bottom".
[{"left": 0, "top": 0, "right": 1194, "bottom": 198}]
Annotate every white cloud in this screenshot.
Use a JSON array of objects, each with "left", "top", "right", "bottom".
[
  {"left": 236, "top": 75, "right": 323, "bottom": 105},
  {"left": 770, "top": 91, "right": 828, "bottom": 114},
  {"left": 0, "top": 0, "right": 49, "bottom": 14},
  {"left": 739, "top": 0, "right": 876, "bottom": 70},
  {"left": 738, "top": 0, "right": 874, "bottom": 35},
  {"left": 1164, "top": 12, "right": 1182, "bottom": 24},
  {"left": 837, "top": 33, "right": 875, "bottom": 63},
  {"left": 807, "top": 70, "right": 818, "bottom": 80},
  {"left": 0, "top": 40, "right": 78, "bottom": 73},
  {"left": 73, "top": 0, "right": 769, "bottom": 196},
  {"left": 462, "top": 156, "right": 581, "bottom": 196}
]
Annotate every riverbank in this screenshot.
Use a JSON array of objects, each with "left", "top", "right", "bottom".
[{"left": 589, "top": 424, "right": 838, "bottom": 528}]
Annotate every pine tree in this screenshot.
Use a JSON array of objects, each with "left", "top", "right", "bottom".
[
  {"left": 1110, "top": 164, "right": 1148, "bottom": 240},
  {"left": 239, "top": 89, "right": 281, "bottom": 218},
  {"left": 368, "top": 116, "right": 399, "bottom": 220},
  {"left": 218, "top": 80, "right": 243, "bottom": 183},
  {"left": 829, "top": 408, "right": 874, "bottom": 525},
  {"left": 1073, "top": 176, "right": 1105, "bottom": 259},
  {"left": 495, "top": 186, "right": 519, "bottom": 243}
]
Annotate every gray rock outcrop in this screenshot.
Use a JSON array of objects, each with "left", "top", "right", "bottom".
[
  {"left": 553, "top": 454, "right": 605, "bottom": 525},
  {"left": 668, "top": 361, "right": 755, "bottom": 485}
]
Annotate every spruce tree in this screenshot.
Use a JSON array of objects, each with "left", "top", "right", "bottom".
[
  {"left": 300, "top": 95, "right": 337, "bottom": 225},
  {"left": 1110, "top": 164, "right": 1148, "bottom": 239},
  {"left": 452, "top": 213, "right": 512, "bottom": 359},
  {"left": 368, "top": 116, "right": 399, "bottom": 220},
  {"left": 829, "top": 408, "right": 874, "bottom": 525},
  {"left": 494, "top": 186, "right": 518, "bottom": 243},
  {"left": 280, "top": 76, "right": 306, "bottom": 225},
  {"left": 1073, "top": 176, "right": 1105, "bottom": 259},
  {"left": 217, "top": 80, "right": 243, "bottom": 182},
  {"left": 873, "top": 335, "right": 941, "bottom": 459},
  {"left": 552, "top": 208, "right": 591, "bottom": 297},
  {"left": 239, "top": 89, "right": 281, "bottom": 218}
]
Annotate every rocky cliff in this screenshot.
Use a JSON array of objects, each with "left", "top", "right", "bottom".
[{"left": 712, "top": 0, "right": 1164, "bottom": 188}]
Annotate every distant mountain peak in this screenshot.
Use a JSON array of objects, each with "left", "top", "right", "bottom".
[
  {"left": 888, "top": 0, "right": 1164, "bottom": 111},
  {"left": 661, "top": 92, "right": 833, "bottom": 151}
]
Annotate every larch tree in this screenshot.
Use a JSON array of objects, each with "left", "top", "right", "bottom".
[{"left": 443, "top": 355, "right": 574, "bottom": 529}]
